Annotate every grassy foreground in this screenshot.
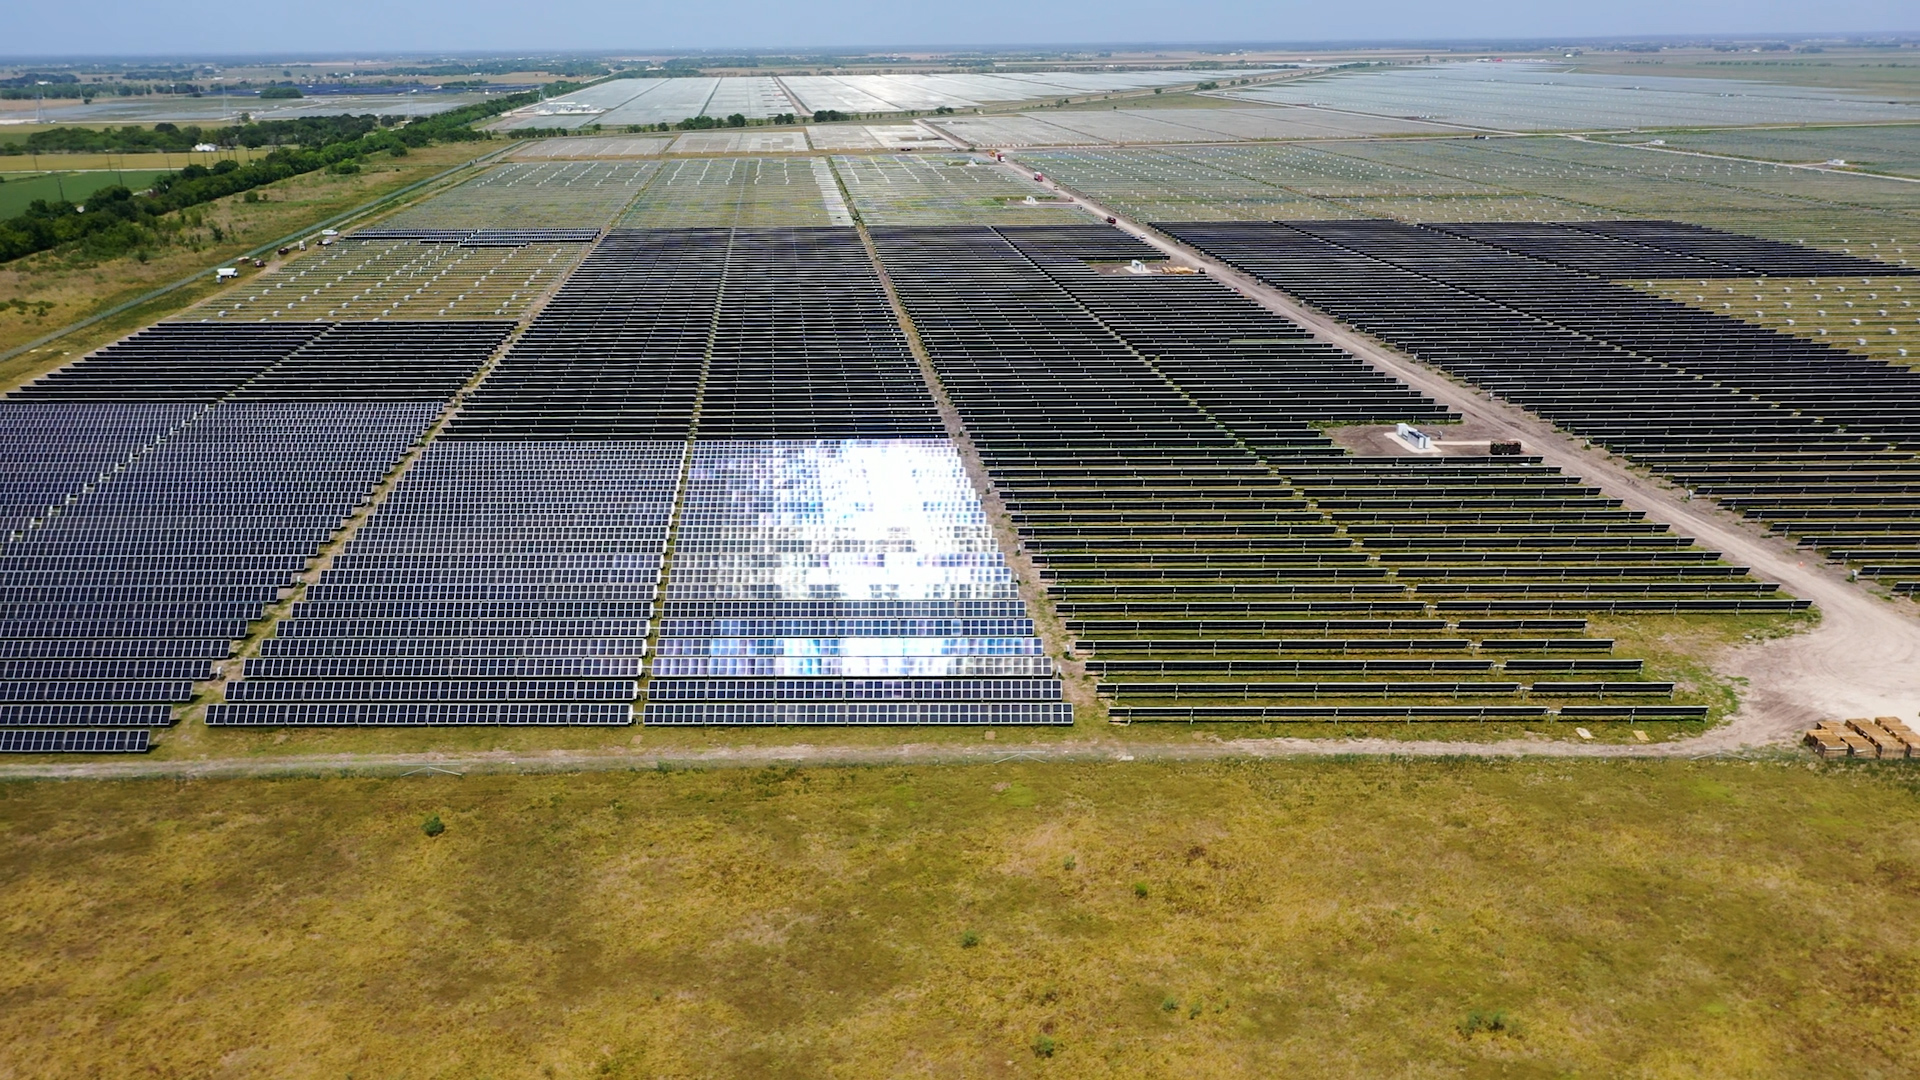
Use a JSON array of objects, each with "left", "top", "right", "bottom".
[{"left": 3, "top": 757, "right": 1917, "bottom": 1078}]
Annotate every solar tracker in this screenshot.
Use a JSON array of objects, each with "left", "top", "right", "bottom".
[
  {"left": 669, "top": 131, "right": 810, "bottom": 155},
  {"left": 1600, "top": 125, "right": 1920, "bottom": 180},
  {"left": 0, "top": 729, "right": 150, "bottom": 753},
  {"left": 1642, "top": 276, "right": 1917, "bottom": 367}
]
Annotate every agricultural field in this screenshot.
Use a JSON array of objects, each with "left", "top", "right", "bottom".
[
  {"left": 0, "top": 169, "right": 170, "bottom": 217},
  {"left": 0, "top": 146, "right": 271, "bottom": 174}
]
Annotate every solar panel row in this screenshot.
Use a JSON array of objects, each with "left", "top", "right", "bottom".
[
  {"left": 214, "top": 226, "right": 1066, "bottom": 727},
  {"left": 868, "top": 223, "right": 1763, "bottom": 722},
  {"left": 1, "top": 320, "right": 512, "bottom": 750},
  {"left": 209, "top": 442, "right": 677, "bottom": 727},
  {"left": 649, "top": 438, "right": 1071, "bottom": 726},
  {"left": 1161, "top": 219, "right": 1920, "bottom": 592}
]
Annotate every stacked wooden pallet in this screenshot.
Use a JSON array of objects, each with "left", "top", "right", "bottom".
[{"left": 1804, "top": 717, "right": 1920, "bottom": 759}]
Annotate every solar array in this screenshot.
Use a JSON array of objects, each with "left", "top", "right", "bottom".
[
  {"left": 498, "top": 79, "right": 785, "bottom": 131},
  {"left": 868, "top": 223, "right": 1782, "bottom": 721},
  {"left": 509, "top": 136, "right": 676, "bottom": 160},
  {"left": 670, "top": 131, "right": 811, "bottom": 155},
  {"left": 1, "top": 320, "right": 510, "bottom": 750},
  {"left": 1019, "top": 140, "right": 1920, "bottom": 257},
  {"left": 208, "top": 225, "right": 1065, "bottom": 727},
  {"left": 1644, "top": 277, "right": 1917, "bottom": 366},
  {"left": 370, "top": 162, "right": 660, "bottom": 232},
  {"left": 648, "top": 440, "right": 1068, "bottom": 726},
  {"left": 495, "top": 71, "right": 1238, "bottom": 130},
  {"left": 834, "top": 155, "right": 1087, "bottom": 225},
  {"left": 194, "top": 239, "right": 589, "bottom": 322},
  {"left": 617, "top": 158, "right": 843, "bottom": 229},
  {"left": 932, "top": 107, "right": 1463, "bottom": 148},
  {"left": 1161, "top": 218, "right": 1920, "bottom": 592},
  {"left": 1604, "top": 125, "right": 1920, "bottom": 180},
  {"left": 1220, "top": 63, "right": 1920, "bottom": 131},
  {"left": 209, "top": 441, "right": 676, "bottom": 726},
  {"left": 698, "top": 228, "right": 938, "bottom": 438}
]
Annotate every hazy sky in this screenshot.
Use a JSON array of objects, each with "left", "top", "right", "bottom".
[{"left": 8, "top": 0, "right": 1917, "bottom": 57}]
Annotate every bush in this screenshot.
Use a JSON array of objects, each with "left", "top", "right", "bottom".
[
  {"left": 960, "top": 930, "right": 979, "bottom": 948},
  {"left": 422, "top": 814, "right": 445, "bottom": 837},
  {"left": 1030, "top": 1035, "right": 1057, "bottom": 1058},
  {"left": 1458, "top": 1010, "right": 1514, "bottom": 1036},
  {"left": 1132, "top": 881, "right": 1149, "bottom": 898}
]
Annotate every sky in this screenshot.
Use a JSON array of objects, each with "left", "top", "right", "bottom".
[{"left": 6, "top": 0, "right": 1917, "bottom": 57}]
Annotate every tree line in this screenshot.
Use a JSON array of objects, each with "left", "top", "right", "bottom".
[{"left": 4, "top": 115, "right": 388, "bottom": 155}]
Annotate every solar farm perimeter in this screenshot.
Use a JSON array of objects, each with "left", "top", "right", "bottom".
[{"left": 0, "top": 58, "right": 1918, "bottom": 765}]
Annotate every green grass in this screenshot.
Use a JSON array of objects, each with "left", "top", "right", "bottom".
[
  {"left": 3, "top": 756, "right": 1918, "bottom": 1077},
  {"left": 0, "top": 169, "right": 170, "bottom": 217}
]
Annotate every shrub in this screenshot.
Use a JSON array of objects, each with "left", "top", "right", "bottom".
[
  {"left": 1458, "top": 1010, "right": 1513, "bottom": 1036},
  {"left": 1132, "top": 881, "right": 1149, "bottom": 898},
  {"left": 960, "top": 930, "right": 979, "bottom": 948},
  {"left": 1030, "top": 1035, "right": 1057, "bottom": 1058},
  {"left": 422, "top": 814, "right": 445, "bottom": 837}
]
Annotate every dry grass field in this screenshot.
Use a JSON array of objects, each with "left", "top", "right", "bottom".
[{"left": 3, "top": 756, "right": 1918, "bottom": 1078}]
